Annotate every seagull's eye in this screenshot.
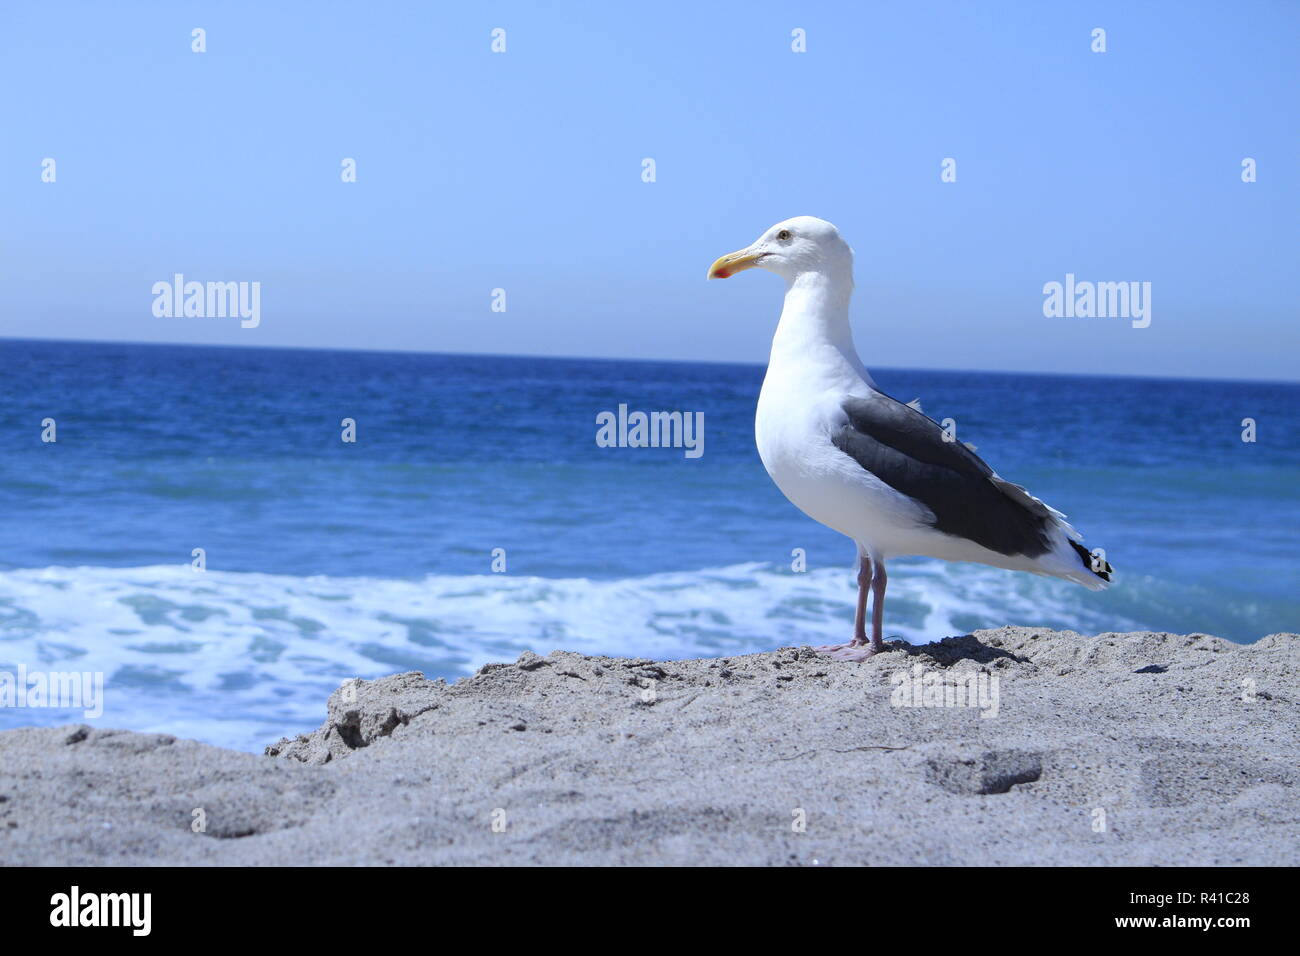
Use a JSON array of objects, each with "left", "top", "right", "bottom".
[{"left": 777, "top": 229, "right": 792, "bottom": 241}]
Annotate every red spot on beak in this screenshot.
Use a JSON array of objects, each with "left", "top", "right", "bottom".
[{"left": 714, "top": 269, "right": 731, "bottom": 279}]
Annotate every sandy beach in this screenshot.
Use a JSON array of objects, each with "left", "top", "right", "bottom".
[{"left": 1, "top": 626, "right": 1296, "bottom": 866}]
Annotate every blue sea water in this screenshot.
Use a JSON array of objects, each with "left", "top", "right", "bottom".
[{"left": 2, "top": 339, "right": 1297, "bottom": 750}]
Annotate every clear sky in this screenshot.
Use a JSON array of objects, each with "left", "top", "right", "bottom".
[{"left": 2, "top": 1, "right": 1297, "bottom": 380}]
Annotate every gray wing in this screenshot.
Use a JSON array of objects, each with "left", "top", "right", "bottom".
[{"left": 831, "top": 392, "right": 1051, "bottom": 558}]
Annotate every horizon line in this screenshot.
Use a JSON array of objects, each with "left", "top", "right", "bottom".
[{"left": 3, "top": 334, "right": 1297, "bottom": 388}]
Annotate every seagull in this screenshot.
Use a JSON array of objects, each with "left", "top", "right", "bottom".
[{"left": 708, "top": 216, "right": 1112, "bottom": 661}]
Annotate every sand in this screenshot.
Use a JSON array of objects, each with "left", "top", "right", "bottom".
[{"left": 1, "top": 627, "right": 1297, "bottom": 866}]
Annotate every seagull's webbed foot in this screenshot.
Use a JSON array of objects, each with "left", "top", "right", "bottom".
[
  {"left": 825, "top": 642, "right": 885, "bottom": 662},
  {"left": 812, "top": 639, "right": 887, "bottom": 661}
]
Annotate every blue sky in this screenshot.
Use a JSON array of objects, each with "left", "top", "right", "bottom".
[{"left": 2, "top": 1, "right": 1297, "bottom": 380}]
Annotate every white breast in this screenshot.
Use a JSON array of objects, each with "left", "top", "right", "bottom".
[{"left": 755, "top": 358, "right": 933, "bottom": 558}]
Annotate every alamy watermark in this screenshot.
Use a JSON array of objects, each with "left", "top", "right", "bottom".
[
  {"left": 50, "top": 886, "right": 150, "bottom": 936},
  {"left": 0, "top": 665, "right": 103, "bottom": 718},
  {"left": 152, "top": 275, "right": 260, "bottom": 328},
  {"left": 890, "top": 663, "right": 999, "bottom": 718},
  {"left": 1042, "top": 273, "right": 1151, "bottom": 328},
  {"left": 595, "top": 404, "right": 704, "bottom": 459}
]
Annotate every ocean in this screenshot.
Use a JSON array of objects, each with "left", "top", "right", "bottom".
[{"left": 2, "top": 338, "right": 1297, "bottom": 751}]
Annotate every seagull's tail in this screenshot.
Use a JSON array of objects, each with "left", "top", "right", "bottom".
[
  {"left": 1066, "top": 538, "right": 1113, "bottom": 590},
  {"left": 991, "top": 475, "right": 1113, "bottom": 590}
]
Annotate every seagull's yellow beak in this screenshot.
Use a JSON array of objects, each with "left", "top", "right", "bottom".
[{"left": 707, "top": 247, "right": 764, "bottom": 280}]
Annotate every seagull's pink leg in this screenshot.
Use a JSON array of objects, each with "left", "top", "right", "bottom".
[
  {"left": 822, "top": 557, "right": 887, "bottom": 661},
  {"left": 853, "top": 555, "right": 871, "bottom": 644},
  {"left": 869, "top": 560, "right": 887, "bottom": 652},
  {"left": 814, "top": 552, "right": 878, "bottom": 657}
]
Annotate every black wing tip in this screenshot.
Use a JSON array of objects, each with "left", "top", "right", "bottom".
[{"left": 1069, "top": 539, "right": 1113, "bottom": 582}]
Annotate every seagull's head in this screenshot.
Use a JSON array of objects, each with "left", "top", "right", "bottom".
[{"left": 707, "top": 216, "right": 853, "bottom": 283}]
